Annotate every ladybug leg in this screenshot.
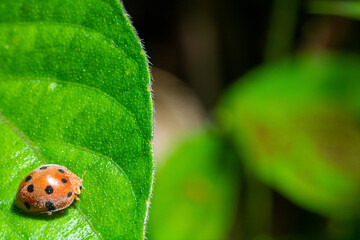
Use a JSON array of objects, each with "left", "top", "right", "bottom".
[
  {"left": 47, "top": 211, "right": 52, "bottom": 216},
  {"left": 75, "top": 195, "right": 80, "bottom": 202},
  {"left": 60, "top": 210, "right": 64, "bottom": 214}
]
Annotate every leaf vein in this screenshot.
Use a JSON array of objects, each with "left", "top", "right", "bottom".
[
  {"left": 0, "top": 112, "right": 103, "bottom": 239},
  {"left": 0, "top": 74, "right": 146, "bottom": 143},
  {"left": 74, "top": 206, "right": 103, "bottom": 240},
  {"left": 0, "top": 112, "right": 47, "bottom": 165},
  {"left": 42, "top": 141, "right": 137, "bottom": 201}
]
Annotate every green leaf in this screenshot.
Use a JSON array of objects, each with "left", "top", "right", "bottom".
[
  {"left": 308, "top": 1, "right": 360, "bottom": 20},
  {"left": 0, "top": 0, "right": 153, "bottom": 239},
  {"left": 219, "top": 53, "right": 360, "bottom": 219},
  {"left": 148, "top": 128, "right": 239, "bottom": 240}
]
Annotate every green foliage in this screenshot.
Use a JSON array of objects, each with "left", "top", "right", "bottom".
[
  {"left": 0, "top": 0, "right": 153, "bottom": 239},
  {"left": 219, "top": 53, "right": 360, "bottom": 219},
  {"left": 148, "top": 129, "right": 239, "bottom": 240},
  {"left": 309, "top": 1, "right": 360, "bottom": 20}
]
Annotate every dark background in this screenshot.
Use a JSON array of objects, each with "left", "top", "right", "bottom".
[
  {"left": 123, "top": 0, "right": 360, "bottom": 109},
  {"left": 122, "top": 1, "right": 360, "bottom": 239}
]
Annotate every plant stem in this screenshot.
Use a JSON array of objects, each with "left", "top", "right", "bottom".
[{"left": 264, "top": 0, "right": 300, "bottom": 61}]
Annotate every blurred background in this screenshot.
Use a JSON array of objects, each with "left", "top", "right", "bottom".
[{"left": 123, "top": 0, "right": 360, "bottom": 239}]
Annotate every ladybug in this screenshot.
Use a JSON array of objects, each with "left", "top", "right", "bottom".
[{"left": 16, "top": 164, "right": 83, "bottom": 215}]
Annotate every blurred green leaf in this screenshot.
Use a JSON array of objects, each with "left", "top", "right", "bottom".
[
  {"left": 219, "top": 53, "right": 360, "bottom": 219},
  {"left": 148, "top": 128, "right": 239, "bottom": 240},
  {"left": 309, "top": 1, "right": 360, "bottom": 20},
  {"left": 0, "top": 0, "right": 153, "bottom": 239}
]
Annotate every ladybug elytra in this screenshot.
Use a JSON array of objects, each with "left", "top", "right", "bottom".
[{"left": 16, "top": 164, "right": 83, "bottom": 215}]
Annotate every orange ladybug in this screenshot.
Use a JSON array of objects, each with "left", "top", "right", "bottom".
[{"left": 16, "top": 164, "right": 83, "bottom": 215}]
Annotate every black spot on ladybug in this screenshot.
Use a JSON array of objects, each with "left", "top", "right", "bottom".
[
  {"left": 61, "top": 178, "right": 67, "bottom": 183},
  {"left": 24, "top": 202, "right": 31, "bottom": 210},
  {"left": 46, "top": 201, "right": 55, "bottom": 211},
  {"left": 27, "top": 184, "right": 34, "bottom": 192},
  {"left": 67, "top": 191, "right": 72, "bottom": 197},
  {"left": 80, "top": 186, "right": 83, "bottom": 190},
  {"left": 40, "top": 166, "right": 48, "bottom": 170},
  {"left": 25, "top": 176, "right": 32, "bottom": 182},
  {"left": 58, "top": 169, "right": 65, "bottom": 173},
  {"left": 45, "top": 185, "right": 54, "bottom": 194}
]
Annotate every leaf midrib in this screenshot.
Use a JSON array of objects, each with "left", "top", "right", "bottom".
[{"left": 0, "top": 113, "right": 104, "bottom": 240}]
